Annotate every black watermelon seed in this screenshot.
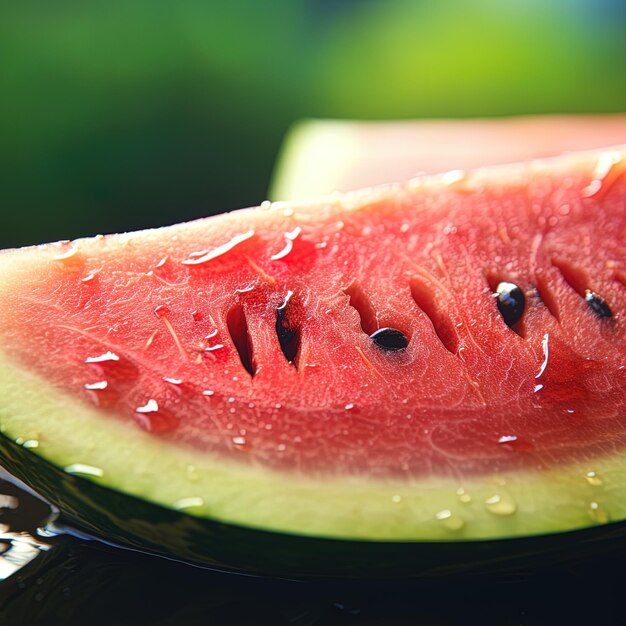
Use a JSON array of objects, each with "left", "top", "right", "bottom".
[
  {"left": 584, "top": 290, "right": 613, "bottom": 318},
  {"left": 370, "top": 327, "right": 408, "bottom": 351},
  {"left": 276, "top": 293, "right": 299, "bottom": 362},
  {"left": 495, "top": 282, "right": 526, "bottom": 327}
]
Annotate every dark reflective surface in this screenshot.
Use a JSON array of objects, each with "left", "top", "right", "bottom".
[{"left": 1, "top": 477, "right": 626, "bottom": 625}]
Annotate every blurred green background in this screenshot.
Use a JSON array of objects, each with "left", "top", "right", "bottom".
[{"left": 1, "top": 0, "right": 625, "bottom": 248}]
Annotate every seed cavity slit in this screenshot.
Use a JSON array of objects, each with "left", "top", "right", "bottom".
[
  {"left": 226, "top": 304, "right": 256, "bottom": 377},
  {"left": 551, "top": 258, "right": 589, "bottom": 296},
  {"left": 276, "top": 291, "right": 300, "bottom": 367},
  {"left": 409, "top": 277, "right": 458, "bottom": 353},
  {"left": 614, "top": 270, "right": 626, "bottom": 288},
  {"left": 344, "top": 282, "right": 378, "bottom": 335},
  {"left": 534, "top": 273, "right": 560, "bottom": 321}
]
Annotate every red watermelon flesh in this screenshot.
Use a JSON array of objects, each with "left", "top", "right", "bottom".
[{"left": 0, "top": 147, "right": 625, "bottom": 481}]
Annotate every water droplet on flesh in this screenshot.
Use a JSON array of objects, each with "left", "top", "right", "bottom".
[
  {"left": 81, "top": 270, "right": 99, "bottom": 283},
  {"left": 498, "top": 435, "right": 518, "bottom": 444},
  {"left": 52, "top": 245, "right": 79, "bottom": 261},
  {"left": 441, "top": 169, "right": 466, "bottom": 186},
  {"left": 270, "top": 239, "right": 294, "bottom": 261},
  {"left": 135, "top": 399, "right": 159, "bottom": 414},
  {"left": 85, "top": 352, "right": 119, "bottom": 364},
  {"left": 84, "top": 381, "right": 108, "bottom": 390},
  {"left": 202, "top": 389, "right": 214, "bottom": 397},
  {"left": 232, "top": 436, "right": 246, "bottom": 446},
  {"left": 181, "top": 230, "right": 255, "bottom": 265},
  {"left": 163, "top": 377, "right": 183, "bottom": 385},
  {"left": 581, "top": 150, "right": 622, "bottom": 198},
  {"left": 535, "top": 333, "right": 550, "bottom": 379}
]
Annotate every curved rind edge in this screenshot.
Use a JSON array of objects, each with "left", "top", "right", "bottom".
[{"left": 0, "top": 350, "right": 624, "bottom": 545}]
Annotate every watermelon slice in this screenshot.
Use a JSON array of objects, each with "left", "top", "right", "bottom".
[
  {"left": 0, "top": 145, "right": 625, "bottom": 577},
  {"left": 272, "top": 115, "right": 626, "bottom": 199}
]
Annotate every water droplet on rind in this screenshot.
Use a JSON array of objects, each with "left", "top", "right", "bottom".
[
  {"left": 435, "top": 509, "right": 465, "bottom": 531},
  {"left": 485, "top": 493, "right": 517, "bottom": 516},
  {"left": 456, "top": 487, "right": 472, "bottom": 503},
  {"left": 186, "top": 465, "right": 199, "bottom": 481},
  {"left": 64, "top": 463, "right": 104, "bottom": 478},
  {"left": 585, "top": 471, "right": 603, "bottom": 487},
  {"left": 588, "top": 501, "right": 609, "bottom": 524},
  {"left": 174, "top": 496, "right": 204, "bottom": 511}
]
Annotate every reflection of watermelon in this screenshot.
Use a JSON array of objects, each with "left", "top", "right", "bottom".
[{"left": 0, "top": 145, "right": 625, "bottom": 577}]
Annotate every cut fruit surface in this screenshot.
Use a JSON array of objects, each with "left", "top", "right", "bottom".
[{"left": 0, "top": 144, "right": 625, "bottom": 575}]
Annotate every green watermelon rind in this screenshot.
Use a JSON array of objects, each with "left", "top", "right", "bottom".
[
  {"left": 3, "top": 431, "right": 626, "bottom": 579},
  {"left": 1, "top": 350, "right": 625, "bottom": 576}
]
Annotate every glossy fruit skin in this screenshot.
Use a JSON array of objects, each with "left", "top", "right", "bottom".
[{"left": 2, "top": 435, "right": 626, "bottom": 580}]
